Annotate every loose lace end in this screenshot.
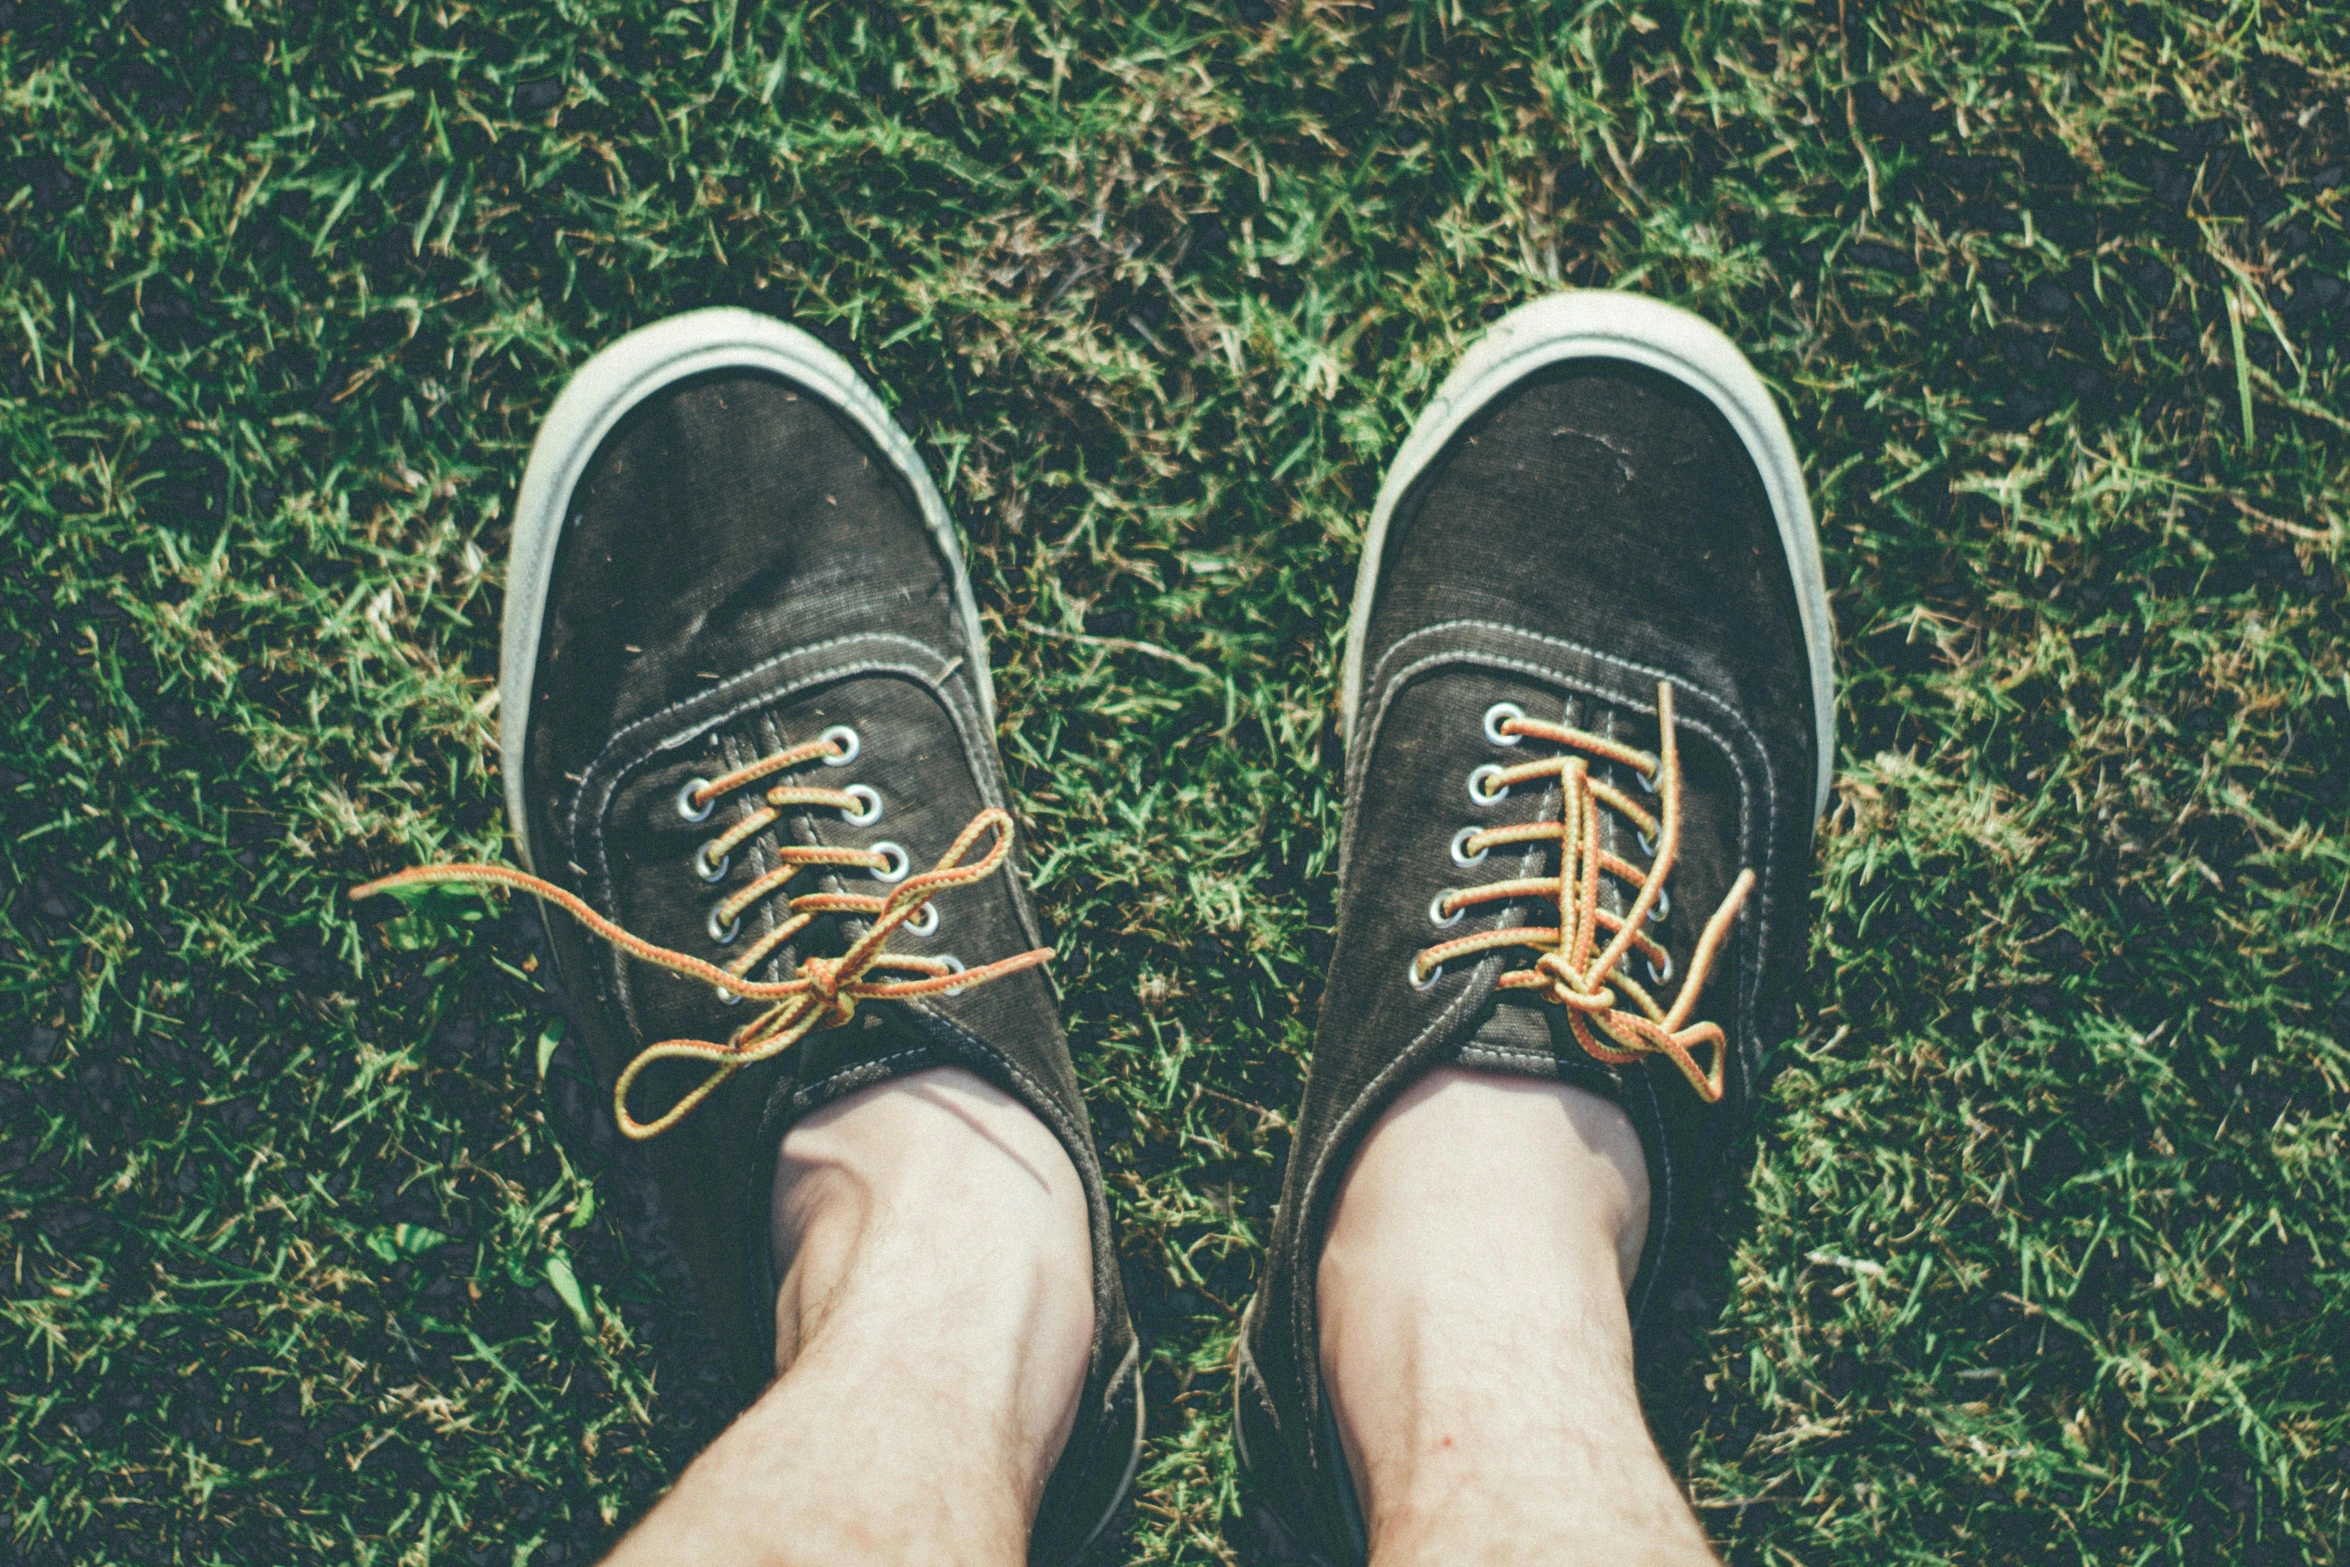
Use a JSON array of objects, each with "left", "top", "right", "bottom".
[{"left": 355, "top": 804, "right": 1050, "bottom": 1140}]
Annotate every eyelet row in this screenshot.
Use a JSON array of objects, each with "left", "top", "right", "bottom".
[
  {"left": 1426, "top": 705, "right": 1535, "bottom": 974},
  {"left": 1418, "top": 702, "right": 1675, "bottom": 993},
  {"left": 681, "top": 726, "right": 940, "bottom": 975},
  {"left": 704, "top": 839, "right": 918, "bottom": 944},
  {"left": 1418, "top": 705, "right": 1521, "bottom": 987}
]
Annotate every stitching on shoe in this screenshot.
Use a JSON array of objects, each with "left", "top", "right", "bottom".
[
  {"left": 1358, "top": 616, "right": 1777, "bottom": 839},
  {"left": 579, "top": 649, "right": 972, "bottom": 966},
  {"left": 1369, "top": 646, "right": 1765, "bottom": 1041},
  {"left": 589, "top": 630, "right": 960, "bottom": 789},
  {"left": 612, "top": 723, "right": 769, "bottom": 1045},
  {"left": 566, "top": 632, "right": 987, "bottom": 854},
  {"left": 1408, "top": 686, "right": 1752, "bottom": 1100},
  {"left": 790, "top": 1045, "right": 935, "bottom": 1107},
  {"left": 1364, "top": 617, "right": 1787, "bottom": 774},
  {"left": 515, "top": 640, "right": 1059, "bottom": 1142},
  {"left": 1357, "top": 621, "right": 1773, "bottom": 866},
  {"left": 569, "top": 641, "right": 998, "bottom": 916}
]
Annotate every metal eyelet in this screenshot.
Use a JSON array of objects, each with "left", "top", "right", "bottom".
[
  {"left": 1428, "top": 891, "right": 1465, "bottom": 929},
  {"left": 1636, "top": 829, "right": 1657, "bottom": 858},
  {"left": 714, "top": 985, "right": 743, "bottom": 1006},
  {"left": 676, "top": 778, "right": 716, "bottom": 823},
  {"left": 903, "top": 902, "right": 939, "bottom": 937},
  {"left": 869, "top": 841, "right": 911, "bottom": 883},
  {"left": 1449, "top": 826, "right": 1490, "bottom": 867},
  {"left": 1646, "top": 951, "right": 1675, "bottom": 986},
  {"left": 1467, "top": 764, "right": 1509, "bottom": 807},
  {"left": 1637, "top": 764, "right": 1661, "bottom": 796},
  {"left": 1647, "top": 887, "right": 1671, "bottom": 923},
  {"left": 707, "top": 908, "right": 742, "bottom": 946},
  {"left": 841, "top": 784, "right": 884, "bottom": 826},
  {"left": 1409, "top": 955, "right": 1443, "bottom": 991},
  {"left": 1483, "top": 702, "right": 1526, "bottom": 747},
  {"left": 819, "top": 725, "right": 861, "bottom": 766},
  {"left": 939, "top": 954, "right": 968, "bottom": 996},
  {"left": 694, "top": 842, "right": 731, "bottom": 883}
]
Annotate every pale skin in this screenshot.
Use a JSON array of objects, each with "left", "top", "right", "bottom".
[
  {"left": 603, "top": 1064, "right": 1715, "bottom": 1566},
  {"left": 603, "top": 1068, "right": 1095, "bottom": 1567},
  {"left": 1317, "top": 1067, "right": 1719, "bottom": 1566}
]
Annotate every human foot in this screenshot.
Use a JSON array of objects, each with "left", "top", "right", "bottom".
[
  {"left": 357, "top": 309, "right": 1140, "bottom": 1562},
  {"left": 1237, "top": 291, "right": 1833, "bottom": 1563}
]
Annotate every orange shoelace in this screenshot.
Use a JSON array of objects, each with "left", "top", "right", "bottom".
[
  {"left": 1412, "top": 682, "right": 1754, "bottom": 1101},
  {"left": 353, "top": 729, "right": 1051, "bottom": 1140}
]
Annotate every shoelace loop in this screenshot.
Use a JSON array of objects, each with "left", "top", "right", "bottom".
[
  {"left": 1413, "top": 682, "right": 1754, "bottom": 1102},
  {"left": 353, "top": 741, "right": 1050, "bottom": 1140}
]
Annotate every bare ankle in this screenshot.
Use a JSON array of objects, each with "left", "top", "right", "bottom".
[
  {"left": 771, "top": 1068, "right": 1094, "bottom": 1444},
  {"left": 1316, "top": 1069, "right": 1715, "bottom": 1564},
  {"left": 1317, "top": 1068, "right": 1650, "bottom": 1310},
  {"left": 609, "top": 1070, "right": 1096, "bottom": 1567},
  {"left": 624, "top": 1067, "right": 1096, "bottom": 1562}
]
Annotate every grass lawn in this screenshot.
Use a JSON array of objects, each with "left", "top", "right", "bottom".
[{"left": 3, "top": 0, "right": 2347, "bottom": 1561}]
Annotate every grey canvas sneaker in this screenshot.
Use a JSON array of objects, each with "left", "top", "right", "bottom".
[
  {"left": 1234, "top": 291, "right": 1836, "bottom": 1563},
  {"left": 358, "top": 308, "right": 1141, "bottom": 1564}
]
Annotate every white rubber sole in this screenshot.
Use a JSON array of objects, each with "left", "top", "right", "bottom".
[
  {"left": 1339, "top": 290, "right": 1837, "bottom": 820},
  {"left": 498, "top": 307, "right": 993, "bottom": 872}
]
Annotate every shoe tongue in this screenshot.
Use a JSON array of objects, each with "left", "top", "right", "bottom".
[{"left": 1458, "top": 990, "right": 1556, "bottom": 1062}]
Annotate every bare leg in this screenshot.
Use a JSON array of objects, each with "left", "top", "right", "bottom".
[
  {"left": 1317, "top": 1067, "right": 1718, "bottom": 1567},
  {"left": 605, "top": 1067, "right": 1094, "bottom": 1567}
]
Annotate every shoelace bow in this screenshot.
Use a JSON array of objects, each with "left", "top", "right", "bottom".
[
  {"left": 353, "top": 731, "right": 1051, "bottom": 1140},
  {"left": 1414, "top": 682, "right": 1755, "bottom": 1102}
]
